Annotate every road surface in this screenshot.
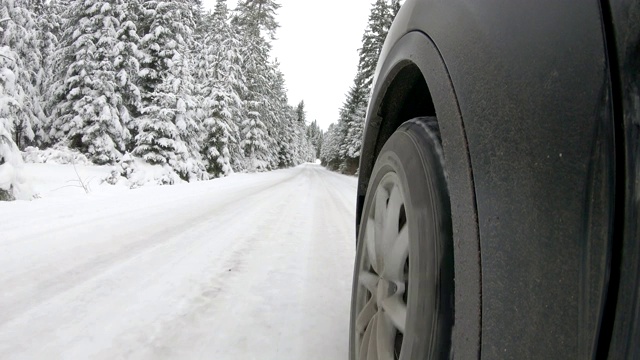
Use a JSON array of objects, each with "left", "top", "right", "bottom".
[{"left": 0, "top": 164, "right": 356, "bottom": 359}]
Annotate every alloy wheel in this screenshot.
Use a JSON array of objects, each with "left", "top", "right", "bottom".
[{"left": 354, "top": 172, "right": 409, "bottom": 360}]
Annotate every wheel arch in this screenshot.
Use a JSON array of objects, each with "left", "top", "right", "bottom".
[{"left": 356, "top": 31, "right": 482, "bottom": 359}]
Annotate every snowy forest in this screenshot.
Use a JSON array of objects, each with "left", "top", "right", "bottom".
[
  {"left": 321, "top": 0, "right": 400, "bottom": 174},
  {"left": 0, "top": 0, "right": 326, "bottom": 200},
  {"left": 0, "top": 0, "right": 400, "bottom": 201}
]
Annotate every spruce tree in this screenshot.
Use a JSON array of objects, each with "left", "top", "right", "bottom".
[
  {"left": 234, "top": 8, "right": 278, "bottom": 171},
  {"left": 49, "top": 0, "right": 137, "bottom": 165},
  {"left": 306, "top": 120, "right": 323, "bottom": 159},
  {"left": 320, "top": 123, "right": 343, "bottom": 170},
  {"left": 265, "top": 64, "right": 289, "bottom": 168},
  {"left": 359, "top": 0, "right": 392, "bottom": 90},
  {"left": 0, "top": 0, "right": 43, "bottom": 150},
  {"left": 0, "top": 8, "right": 31, "bottom": 201},
  {"left": 390, "top": 0, "right": 401, "bottom": 17},
  {"left": 113, "top": 0, "right": 143, "bottom": 151},
  {"left": 336, "top": 71, "right": 368, "bottom": 173},
  {"left": 134, "top": 0, "right": 206, "bottom": 181},
  {"left": 233, "top": 0, "right": 281, "bottom": 40},
  {"left": 196, "top": 0, "right": 245, "bottom": 177},
  {"left": 35, "top": 0, "right": 63, "bottom": 144},
  {"left": 330, "top": 0, "right": 397, "bottom": 174}
]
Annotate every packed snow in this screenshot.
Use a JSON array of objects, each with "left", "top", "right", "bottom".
[{"left": 0, "top": 163, "right": 357, "bottom": 359}]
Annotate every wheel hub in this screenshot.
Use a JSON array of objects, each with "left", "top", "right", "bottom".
[{"left": 376, "top": 278, "right": 393, "bottom": 307}]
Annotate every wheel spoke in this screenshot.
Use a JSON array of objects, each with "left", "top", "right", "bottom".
[
  {"left": 356, "top": 297, "right": 377, "bottom": 334},
  {"left": 359, "top": 270, "right": 380, "bottom": 295},
  {"left": 376, "top": 310, "right": 396, "bottom": 360},
  {"left": 381, "top": 295, "right": 407, "bottom": 334},
  {"left": 359, "top": 311, "right": 374, "bottom": 360},
  {"left": 383, "top": 185, "right": 403, "bottom": 249},
  {"left": 366, "top": 313, "right": 380, "bottom": 360},
  {"left": 374, "top": 186, "right": 388, "bottom": 272},
  {"left": 357, "top": 172, "right": 412, "bottom": 358},
  {"left": 382, "top": 225, "right": 409, "bottom": 282},
  {"left": 365, "top": 218, "right": 379, "bottom": 273}
]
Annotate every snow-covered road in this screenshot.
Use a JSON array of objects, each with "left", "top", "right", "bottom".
[{"left": 0, "top": 164, "right": 356, "bottom": 359}]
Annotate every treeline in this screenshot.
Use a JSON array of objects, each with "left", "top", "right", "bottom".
[
  {"left": 0, "top": 0, "right": 318, "bottom": 188},
  {"left": 320, "top": 0, "right": 400, "bottom": 174}
]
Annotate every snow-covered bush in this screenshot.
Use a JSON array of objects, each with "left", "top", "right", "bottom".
[
  {"left": 103, "top": 153, "right": 184, "bottom": 189},
  {"left": 22, "top": 145, "right": 91, "bottom": 165},
  {"left": 0, "top": 128, "right": 33, "bottom": 201}
]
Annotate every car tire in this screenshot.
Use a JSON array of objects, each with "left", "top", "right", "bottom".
[{"left": 349, "top": 117, "right": 454, "bottom": 359}]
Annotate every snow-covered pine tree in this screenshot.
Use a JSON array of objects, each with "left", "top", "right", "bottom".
[
  {"left": 34, "top": 0, "right": 63, "bottom": 145},
  {"left": 390, "top": 0, "right": 402, "bottom": 18},
  {"left": 275, "top": 104, "right": 294, "bottom": 168},
  {"left": 335, "top": 71, "right": 368, "bottom": 173},
  {"left": 306, "top": 120, "right": 323, "bottom": 160},
  {"left": 196, "top": 0, "right": 245, "bottom": 177},
  {"left": 0, "top": 15, "right": 32, "bottom": 201},
  {"left": 233, "top": 0, "right": 282, "bottom": 171},
  {"left": 360, "top": 0, "right": 393, "bottom": 90},
  {"left": 291, "top": 100, "right": 313, "bottom": 165},
  {"left": 265, "top": 64, "right": 291, "bottom": 169},
  {"left": 134, "top": 0, "right": 206, "bottom": 181},
  {"left": 296, "top": 105, "right": 316, "bottom": 164},
  {"left": 113, "top": 0, "right": 143, "bottom": 151},
  {"left": 320, "top": 123, "right": 343, "bottom": 170},
  {"left": 330, "top": 0, "right": 397, "bottom": 174},
  {"left": 232, "top": 0, "right": 281, "bottom": 41},
  {"left": 236, "top": 33, "right": 272, "bottom": 171},
  {"left": 49, "top": 0, "right": 137, "bottom": 165},
  {"left": 0, "top": 0, "right": 44, "bottom": 150}
]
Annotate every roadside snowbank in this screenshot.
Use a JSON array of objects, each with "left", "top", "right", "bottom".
[{"left": 103, "top": 153, "right": 185, "bottom": 188}]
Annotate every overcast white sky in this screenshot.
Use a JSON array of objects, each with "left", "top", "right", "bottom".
[{"left": 202, "top": 0, "right": 374, "bottom": 131}]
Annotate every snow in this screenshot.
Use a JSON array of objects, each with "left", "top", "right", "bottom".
[
  {"left": 0, "top": 163, "right": 357, "bottom": 359},
  {"left": 23, "top": 145, "right": 92, "bottom": 165},
  {"left": 0, "top": 131, "right": 33, "bottom": 201}
]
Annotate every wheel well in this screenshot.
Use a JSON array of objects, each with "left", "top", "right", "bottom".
[
  {"left": 372, "top": 63, "right": 436, "bottom": 162},
  {"left": 357, "top": 62, "right": 436, "bottom": 233}
]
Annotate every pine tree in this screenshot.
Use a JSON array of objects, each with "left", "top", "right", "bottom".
[
  {"left": 0, "top": 8, "right": 32, "bottom": 201},
  {"left": 233, "top": 0, "right": 281, "bottom": 40},
  {"left": 306, "top": 120, "right": 323, "bottom": 159},
  {"left": 134, "top": 0, "right": 206, "bottom": 181},
  {"left": 390, "top": 0, "right": 401, "bottom": 17},
  {"left": 335, "top": 71, "right": 368, "bottom": 173},
  {"left": 49, "top": 0, "right": 138, "bottom": 165},
  {"left": 34, "top": 0, "right": 63, "bottom": 144},
  {"left": 320, "top": 123, "right": 343, "bottom": 170},
  {"left": 0, "top": 0, "right": 44, "bottom": 150},
  {"left": 196, "top": 0, "right": 245, "bottom": 177},
  {"left": 265, "top": 64, "right": 289, "bottom": 168},
  {"left": 113, "top": 0, "right": 144, "bottom": 151},
  {"left": 239, "top": 51, "right": 271, "bottom": 171},
  {"left": 360, "top": 0, "right": 393, "bottom": 90},
  {"left": 232, "top": 0, "right": 288, "bottom": 171},
  {"left": 329, "top": 0, "right": 397, "bottom": 174},
  {"left": 296, "top": 100, "right": 306, "bottom": 125}
]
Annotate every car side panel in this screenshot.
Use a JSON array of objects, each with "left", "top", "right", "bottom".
[
  {"left": 366, "top": 0, "right": 614, "bottom": 358},
  {"left": 605, "top": 0, "right": 640, "bottom": 357}
]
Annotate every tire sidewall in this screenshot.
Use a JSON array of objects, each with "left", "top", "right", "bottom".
[{"left": 350, "top": 121, "right": 453, "bottom": 360}]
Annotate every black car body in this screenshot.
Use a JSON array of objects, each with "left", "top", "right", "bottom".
[{"left": 352, "top": 0, "right": 639, "bottom": 358}]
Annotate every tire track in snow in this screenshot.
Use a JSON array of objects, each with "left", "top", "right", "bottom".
[
  {"left": 0, "top": 165, "right": 357, "bottom": 360},
  {"left": 0, "top": 169, "right": 304, "bottom": 328}
]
